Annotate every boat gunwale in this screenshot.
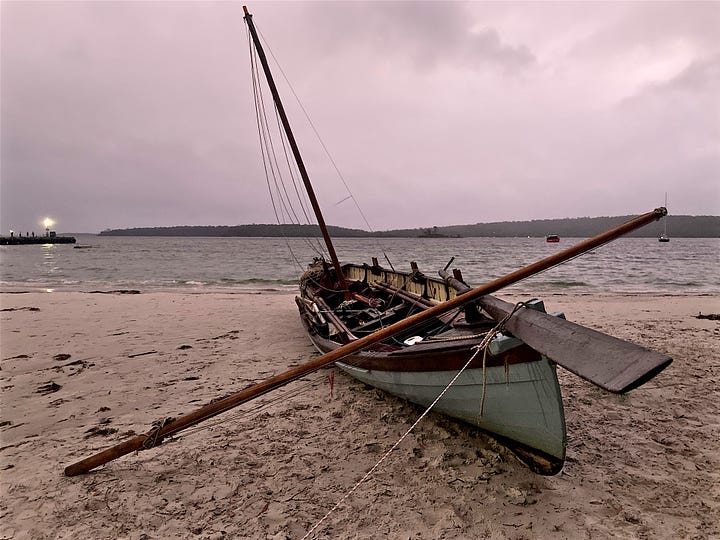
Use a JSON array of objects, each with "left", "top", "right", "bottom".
[
  {"left": 297, "top": 262, "right": 547, "bottom": 373},
  {"left": 299, "top": 316, "right": 545, "bottom": 372}
]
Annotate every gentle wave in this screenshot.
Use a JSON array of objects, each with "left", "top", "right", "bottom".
[{"left": 534, "top": 280, "right": 593, "bottom": 288}]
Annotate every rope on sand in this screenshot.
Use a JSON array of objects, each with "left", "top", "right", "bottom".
[{"left": 301, "top": 302, "right": 527, "bottom": 539}]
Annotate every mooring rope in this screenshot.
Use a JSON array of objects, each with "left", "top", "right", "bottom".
[
  {"left": 301, "top": 301, "right": 527, "bottom": 539},
  {"left": 479, "top": 342, "right": 490, "bottom": 418},
  {"left": 142, "top": 417, "right": 175, "bottom": 449},
  {"left": 425, "top": 333, "right": 489, "bottom": 343},
  {"left": 300, "top": 348, "right": 483, "bottom": 539},
  {"left": 255, "top": 24, "right": 396, "bottom": 271},
  {"left": 302, "top": 302, "right": 526, "bottom": 540}
]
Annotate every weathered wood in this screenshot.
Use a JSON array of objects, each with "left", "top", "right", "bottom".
[
  {"left": 63, "top": 208, "right": 666, "bottom": 476},
  {"left": 372, "top": 281, "right": 460, "bottom": 326},
  {"left": 373, "top": 282, "right": 436, "bottom": 309},
  {"left": 439, "top": 270, "right": 470, "bottom": 296},
  {"left": 439, "top": 269, "right": 672, "bottom": 392},
  {"left": 476, "top": 294, "right": 672, "bottom": 393},
  {"left": 305, "top": 290, "right": 357, "bottom": 343}
]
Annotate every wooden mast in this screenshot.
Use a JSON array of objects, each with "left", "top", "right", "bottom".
[
  {"left": 243, "top": 6, "right": 348, "bottom": 292},
  {"left": 64, "top": 206, "right": 667, "bottom": 476}
]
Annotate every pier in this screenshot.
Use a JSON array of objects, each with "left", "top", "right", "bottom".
[{"left": 0, "top": 233, "right": 76, "bottom": 245}]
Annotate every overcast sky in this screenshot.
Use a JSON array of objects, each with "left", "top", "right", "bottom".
[{"left": 2, "top": 1, "right": 719, "bottom": 234}]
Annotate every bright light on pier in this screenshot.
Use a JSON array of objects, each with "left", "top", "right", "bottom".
[{"left": 43, "top": 217, "right": 54, "bottom": 229}]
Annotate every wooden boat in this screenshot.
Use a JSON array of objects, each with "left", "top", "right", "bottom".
[
  {"left": 62, "top": 7, "right": 672, "bottom": 478},
  {"left": 241, "top": 8, "right": 670, "bottom": 475},
  {"left": 298, "top": 259, "right": 567, "bottom": 473}
]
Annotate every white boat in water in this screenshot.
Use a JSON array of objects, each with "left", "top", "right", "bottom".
[{"left": 660, "top": 193, "right": 670, "bottom": 242}]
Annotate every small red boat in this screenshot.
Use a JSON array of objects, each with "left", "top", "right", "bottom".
[{"left": 546, "top": 234, "right": 560, "bottom": 243}]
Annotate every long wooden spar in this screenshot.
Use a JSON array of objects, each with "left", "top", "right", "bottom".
[{"left": 63, "top": 207, "right": 665, "bottom": 476}]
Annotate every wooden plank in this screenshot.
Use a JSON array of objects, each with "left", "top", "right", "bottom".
[
  {"left": 305, "top": 290, "right": 357, "bottom": 343},
  {"left": 476, "top": 295, "right": 672, "bottom": 394}
]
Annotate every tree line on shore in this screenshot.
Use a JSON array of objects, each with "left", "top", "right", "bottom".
[{"left": 98, "top": 215, "right": 719, "bottom": 238}]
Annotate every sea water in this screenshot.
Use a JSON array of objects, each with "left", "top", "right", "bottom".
[{"left": 0, "top": 235, "right": 718, "bottom": 296}]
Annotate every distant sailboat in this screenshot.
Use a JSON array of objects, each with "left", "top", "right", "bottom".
[{"left": 659, "top": 193, "right": 670, "bottom": 242}]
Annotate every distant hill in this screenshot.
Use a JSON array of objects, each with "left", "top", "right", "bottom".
[
  {"left": 383, "top": 215, "right": 720, "bottom": 238},
  {"left": 98, "top": 215, "right": 719, "bottom": 238},
  {"left": 99, "top": 224, "right": 369, "bottom": 237}
]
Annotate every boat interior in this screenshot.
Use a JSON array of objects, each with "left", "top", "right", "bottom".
[{"left": 297, "top": 258, "right": 513, "bottom": 352}]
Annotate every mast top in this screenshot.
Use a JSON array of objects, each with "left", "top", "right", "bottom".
[{"left": 243, "top": 3, "right": 349, "bottom": 294}]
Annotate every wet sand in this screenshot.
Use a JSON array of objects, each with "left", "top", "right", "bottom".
[{"left": 1, "top": 291, "right": 718, "bottom": 539}]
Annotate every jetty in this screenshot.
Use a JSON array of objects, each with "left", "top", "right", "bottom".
[{"left": 0, "top": 233, "right": 76, "bottom": 245}]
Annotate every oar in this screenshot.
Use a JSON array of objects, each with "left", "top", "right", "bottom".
[
  {"left": 439, "top": 272, "right": 672, "bottom": 393},
  {"left": 64, "top": 207, "right": 666, "bottom": 476}
]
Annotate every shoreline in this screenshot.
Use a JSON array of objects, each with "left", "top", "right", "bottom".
[
  {"left": 2, "top": 283, "right": 719, "bottom": 297},
  {"left": 1, "top": 291, "right": 718, "bottom": 539}
]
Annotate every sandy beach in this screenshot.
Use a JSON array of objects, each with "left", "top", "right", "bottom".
[{"left": 1, "top": 290, "right": 718, "bottom": 539}]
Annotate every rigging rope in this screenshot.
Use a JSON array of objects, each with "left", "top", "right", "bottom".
[
  {"left": 272, "top": 101, "right": 320, "bottom": 235},
  {"left": 255, "top": 25, "right": 396, "bottom": 270},
  {"left": 246, "top": 26, "right": 325, "bottom": 269},
  {"left": 270, "top": 102, "right": 327, "bottom": 257},
  {"left": 254, "top": 49, "right": 311, "bottom": 234}
]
